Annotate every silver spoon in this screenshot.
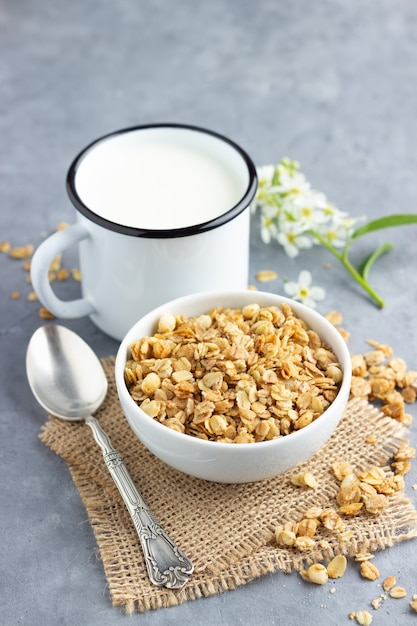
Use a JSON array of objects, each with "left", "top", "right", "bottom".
[{"left": 26, "top": 324, "right": 193, "bottom": 589}]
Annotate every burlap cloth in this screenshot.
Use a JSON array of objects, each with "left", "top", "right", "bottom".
[{"left": 39, "top": 356, "right": 417, "bottom": 614}]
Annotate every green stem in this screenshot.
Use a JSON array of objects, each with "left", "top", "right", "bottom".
[
  {"left": 309, "top": 230, "right": 385, "bottom": 308},
  {"left": 358, "top": 242, "right": 394, "bottom": 281}
]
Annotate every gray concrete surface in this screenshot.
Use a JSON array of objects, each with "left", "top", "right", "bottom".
[{"left": 1, "top": 1, "right": 417, "bottom": 624}]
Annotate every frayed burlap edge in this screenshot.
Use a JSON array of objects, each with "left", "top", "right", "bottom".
[{"left": 39, "top": 357, "right": 417, "bottom": 614}]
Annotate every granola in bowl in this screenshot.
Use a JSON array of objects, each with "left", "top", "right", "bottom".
[{"left": 124, "top": 302, "right": 343, "bottom": 444}]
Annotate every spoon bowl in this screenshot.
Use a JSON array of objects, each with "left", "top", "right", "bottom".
[
  {"left": 26, "top": 324, "right": 193, "bottom": 589},
  {"left": 26, "top": 325, "right": 107, "bottom": 421}
]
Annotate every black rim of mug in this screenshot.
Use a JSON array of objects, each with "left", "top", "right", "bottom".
[{"left": 66, "top": 123, "right": 258, "bottom": 239}]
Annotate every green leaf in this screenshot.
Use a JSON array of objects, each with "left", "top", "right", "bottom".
[
  {"left": 358, "top": 242, "right": 394, "bottom": 280},
  {"left": 352, "top": 214, "right": 417, "bottom": 240}
]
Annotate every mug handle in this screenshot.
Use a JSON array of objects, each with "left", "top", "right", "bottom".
[{"left": 31, "top": 223, "right": 95, "bottom": 318}]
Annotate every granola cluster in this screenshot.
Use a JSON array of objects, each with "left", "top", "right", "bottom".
[
  {"left": 124, "top": 303, "right": 343, "bottom": 443},
  {"left": 275, "top": 504, "right": 350, "bottom": 553},
  {"left": 275, "top": 448, "right": 416, "bottom": 557},
  {"left": 350, "top": 340, "right": 416, "bottom": 426},
  {"left": 331, "top": 453, "right": 415, "bottom": 517}
]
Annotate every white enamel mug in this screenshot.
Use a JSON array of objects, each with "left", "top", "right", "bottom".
[{"left": 31, "top": 124, "right": 258, "bottom": 340}]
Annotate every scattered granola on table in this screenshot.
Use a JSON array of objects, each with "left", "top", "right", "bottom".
[
  {"left": 0, "top": 240, "right": 11, "bottom": 253},
  {"left": 349, "top": 340, "right": 416, "bottom": 426},
  {"left": 38, "top": 307, "right": 55, "bottom": 320},
  {"left": 352, "top": 610, "right": 373, "bottom": 626},
  {"left": 300, "top": 563, "right": 328, "bottom": 585},
  {"left": 382, "top": 575, "right": 396, "bottom": 591},
  {"left": 359, "top": 560, "right": 380, "bottom": 581},
  {"left": 2, "top": 223, "right": 81, "bottom": 319},
  {"left": 256, "top": 269, "right": 278, "bottom": 283},
  {"left": 327, "top": 554, "right": 347, "bottom": 579},
  {"left": 327, "top": 311, "right": 416, "bottom": 425},
  {"left": 270, "top": 308, "right": 417, "bottom": 622},
  {"left": 8, "top": 243, "right": 34, "bottom": 259},
  {"left": 389, "top": 586, "right": 407, "bottom": 599}
]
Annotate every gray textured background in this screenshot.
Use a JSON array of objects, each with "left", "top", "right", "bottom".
[{"left": 1, "top": 1, "right": 417, "bottom": 624}]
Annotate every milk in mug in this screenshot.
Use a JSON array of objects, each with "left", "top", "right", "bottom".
[{"left": 73, "top": 128, "right": 247, "bottom": 230}]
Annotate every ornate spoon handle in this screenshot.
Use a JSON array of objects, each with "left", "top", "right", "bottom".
[{"left": 85, "top": 416, "right": 194, "bottom": 589}]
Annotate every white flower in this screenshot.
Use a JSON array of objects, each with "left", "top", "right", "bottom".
[
  {"left": 274, "top": 167, "right": 310, "bottom": 197},
  {"left": 257, "top": 203, "right": 279, "bottom": 243},
  {"left": 315, "top": 213, "right": 358, "bottom": 248},
  {"left": 284, "top": 270, "right": 326, "bottom": 308},
  {"left": 321, "top": 203, "right": 343, "bottom": 220},
  {"left": 256, "top": 164, "right": 275, "bottom": 187},
  {"left": 254, "top": 158, "right": 360, "bottom": 261},
  {"left": 260, "top": 213, "right": 278, "bottom": 243},
  {"left": 252, "top": 157, "right": 402, "bottom": 309},
  {"left": 279, "top": 191, "right": 328, "bottom": 235},
  {"left": 276, "top": 220, "right": 313, "bottom": 257}
]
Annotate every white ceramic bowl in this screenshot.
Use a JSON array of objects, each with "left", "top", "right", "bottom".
[{"left": 115, "top": 290, "right": 352, "bottom": 483}]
